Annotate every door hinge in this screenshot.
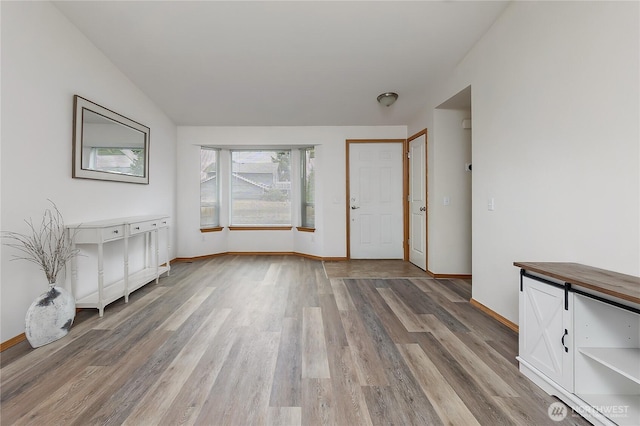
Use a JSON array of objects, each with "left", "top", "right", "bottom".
[{"left": 407, "top": 152, "right": 411, "bottom": 159}]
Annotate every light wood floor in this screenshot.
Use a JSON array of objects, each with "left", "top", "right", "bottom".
[{"left": 1, "top": 256, "right": 590, "bottom": 425}]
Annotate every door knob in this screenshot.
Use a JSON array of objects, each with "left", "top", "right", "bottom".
[{"left": 351, "top": 206, "right": 360, "bottom": 210}]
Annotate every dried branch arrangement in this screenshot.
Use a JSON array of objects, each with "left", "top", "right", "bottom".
[{"left": 2, "top": 201, "right": 79, "bottom": 286}]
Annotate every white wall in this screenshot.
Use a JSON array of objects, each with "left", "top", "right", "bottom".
[
  {"left": 409, "top": 1, "right": 639, "bottom": 324},
  {"left": 176, "top": 126, "right": 406, "bottom": 259},
  {"left": 430, "top": 108, "right": 472, "bottom": 274},
  {"left": 1, "top": 2, "right": 177, "bottom": 342}
]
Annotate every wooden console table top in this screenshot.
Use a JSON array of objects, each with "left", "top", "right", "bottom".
[{"left": 514, "top": 262, "right": 640, "bottom": 305}]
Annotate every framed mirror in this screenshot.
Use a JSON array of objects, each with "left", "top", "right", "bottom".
[{"left": 73, "top": 95, "right": 150, "bottom": 184}]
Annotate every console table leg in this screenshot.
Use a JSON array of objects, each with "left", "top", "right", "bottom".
[{"left": 97, "top": 242, "right": 105, "bottom": 317}]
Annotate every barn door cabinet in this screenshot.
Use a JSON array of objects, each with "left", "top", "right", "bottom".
[
  {"left": 67, "top": 215, "right": 171, "bottom": 317},
  {"left": 515, "top": 262, "right": 640, "bottom": 426}
]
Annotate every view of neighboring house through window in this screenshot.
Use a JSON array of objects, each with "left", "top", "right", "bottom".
[
  {"left": 231, "top": 150, "right": 291, "bottom": 225},
  {"left": 200, "top": 147, "right": 220, "bottom": 228},
  {"left": 90, "top": 147, "right": 144, "bottom": 176},
  {"left": 301, "top": 147, "right": 315, "bottom": 228}
]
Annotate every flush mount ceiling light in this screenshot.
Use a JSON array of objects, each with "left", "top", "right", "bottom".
[{"left": 377, "top": 92, "right": 398, "bottom": 107}]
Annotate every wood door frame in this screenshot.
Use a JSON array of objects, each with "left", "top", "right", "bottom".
[
  {"left": 345, "top": 139, "right": 408, "bottom": 260},
  {"left": 407, "top": 129, "right": 428, "bottom": 271}
]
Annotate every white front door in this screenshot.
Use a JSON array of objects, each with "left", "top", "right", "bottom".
[
  {"left": 349, "top": 142, "right": 403, "bottom": 259},
  {"left": 409, "top": 133, "right": 427, "bottom": 270}
]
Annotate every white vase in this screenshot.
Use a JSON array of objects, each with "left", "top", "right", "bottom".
[{"left": 25, "top": 284, "right": 76, "bottom": 348}]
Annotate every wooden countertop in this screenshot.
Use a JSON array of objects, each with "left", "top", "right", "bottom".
[{"left": 514, "top": 262, "right": 640, "bottom": 305}]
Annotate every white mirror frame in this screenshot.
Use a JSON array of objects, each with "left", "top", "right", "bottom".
[{"left": 72, "top": 95, "right": 150, "bottom": 184}]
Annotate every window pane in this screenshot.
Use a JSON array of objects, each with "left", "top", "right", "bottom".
[
  {"left": 301, "top": 147, "right": 315, "bottom": 228},
  {"left": 200, "top": 147, "right": 219, "bottom": 228},
  {"left": 231, "top": 150, "right": 291, "bottom": 225}
]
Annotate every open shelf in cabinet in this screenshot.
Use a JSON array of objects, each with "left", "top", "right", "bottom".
[
  {"left": 578, "top": 348, "right": 640, "bottom": 385},
  {"left": 574, "top": 292, "right": 640, "bottom": 426}
]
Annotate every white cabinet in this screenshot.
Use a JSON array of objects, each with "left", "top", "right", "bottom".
[
  {"left": 515, "top": 262, "right": 640, "bottom": 426},
  {"left": 519, "top": 274, "right": 573, "bottom": 391},
  {"left": 68, "top": 215, "right": 171, "bottom": 317}
]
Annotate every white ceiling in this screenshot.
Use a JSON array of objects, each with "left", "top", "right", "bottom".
[{"left": 53, "top": 1, "right": 509, "bottom": 127}]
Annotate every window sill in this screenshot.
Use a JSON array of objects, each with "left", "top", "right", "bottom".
[
  {"left": 200, "top": 226, "right": 224, "bottom": 233},
  {"left": 296, "top": 227, "right": 316, "bottom": 233},
  {"left": 228, "top": 226, "right": 293, "bottom": 231}
]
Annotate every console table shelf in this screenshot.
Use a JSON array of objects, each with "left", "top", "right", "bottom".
[
  {"left": 68, "top": 215, "right": 170, "bottom": 316},
  {"left": 74, "top": 266, "right": 169, "bottom": 309}
]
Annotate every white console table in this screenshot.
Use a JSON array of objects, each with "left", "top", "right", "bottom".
[
  {"left": 67, "top": 215, "right": 170, "bottom": 316},
  {"left": 515, "top": 262, "right": 640, "bottom": 426}
]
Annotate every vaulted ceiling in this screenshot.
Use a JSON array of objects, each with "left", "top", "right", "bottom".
[{"left": 53, "top": 1, "right": 509, "bottom": 126}]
